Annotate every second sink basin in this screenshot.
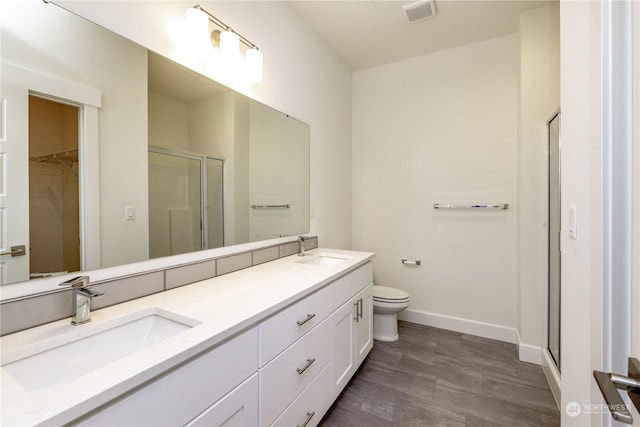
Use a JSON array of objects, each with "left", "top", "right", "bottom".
[
  {"left": 296, "top": 253, "right": 351, "bottom": 267},
  {"left": 2, "top": 307, "right": 199, "bottom": 392}
]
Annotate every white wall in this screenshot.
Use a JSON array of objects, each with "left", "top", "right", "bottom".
[
  {"left": 352, "top": 35, "right": 519, "bottom": 338},
  {"left": 56, "top": 0, "right": 354, "bottom": 250},
  {"left": 559, "top": 2, "right": 605, "bottom": 425},
  {"left": 249, "top": 104, "right": 309, "bottom": 241},
  {"left": 517, "top": 4, "right": 560, "bottom": 363}
]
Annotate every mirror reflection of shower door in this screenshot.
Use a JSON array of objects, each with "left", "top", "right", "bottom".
[
  {"left": 148, "top": 148, "right": 224, "bottom": 259},
  {"left": 547, "top": 111, "right": 561, "bottom": 370}
]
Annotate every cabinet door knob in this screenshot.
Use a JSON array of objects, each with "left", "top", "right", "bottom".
[
  {"left": 296, "top": 411, "right": 316, "bottom": 427},
  {"left": 296, "top": 358, "right": 316, "bottom": 375},
  {"left": 296, "top": 313, "right": 316, "bottom": 326}
]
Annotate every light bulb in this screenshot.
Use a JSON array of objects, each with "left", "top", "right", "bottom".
[
  {"left": 220, "top": 30, "right": 240, "bottom": 62},
  {"left": 185, "top": 7, "right": 209, "bottom": 50},
  {"left": 245, "top": 48, "right": 263, "bottom": 83}
]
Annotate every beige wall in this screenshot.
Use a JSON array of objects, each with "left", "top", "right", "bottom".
[
  {"left": 352, "top": 34, "right": 519, "bottom": 335},
  {"left": 517, "top": 4, "right": 560, "bottom": 361}
]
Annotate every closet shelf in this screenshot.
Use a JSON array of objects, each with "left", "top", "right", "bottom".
[{"left": 30, "top": 148, "right": 78, "bottom": 163}]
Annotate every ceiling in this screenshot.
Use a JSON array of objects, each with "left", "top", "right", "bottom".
[{"left": 288, "top": 0, "right": 554, "bottom": 71}]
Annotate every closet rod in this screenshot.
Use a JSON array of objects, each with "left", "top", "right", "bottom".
[{"left": 251, "top": 204, "right": 291, "bottom": 209}]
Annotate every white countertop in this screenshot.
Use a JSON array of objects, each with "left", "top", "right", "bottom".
[{"left": 0, "top": 248, "right": 374, "bottom": 426}]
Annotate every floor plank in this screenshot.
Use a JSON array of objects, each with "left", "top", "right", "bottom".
[{"left": 320, "top": 321, "right": 560, "bottom": 427}]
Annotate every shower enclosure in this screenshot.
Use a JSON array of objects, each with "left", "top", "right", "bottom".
[{"left": 148, "top": 146, "right": 224, "bottom": 259}]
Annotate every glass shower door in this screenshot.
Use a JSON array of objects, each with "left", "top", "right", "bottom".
[
  {"left": 148, "top": 151, "right": 202, "bottom": 258},
  {"left": 148, "top": 147, "right": 224, "bottom": 259}
]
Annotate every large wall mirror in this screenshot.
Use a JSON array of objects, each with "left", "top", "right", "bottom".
[{"left": 0, "top": 0, "right": 310, "bottom": 291}]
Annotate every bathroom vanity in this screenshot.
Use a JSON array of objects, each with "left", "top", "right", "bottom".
[{"left": 0, "top": 249, "right": 374, "bottom": 426}]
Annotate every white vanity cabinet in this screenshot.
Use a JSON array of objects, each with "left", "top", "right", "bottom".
[
  {"left": 271, "top": 363, "right": 332, "bottom": 427},
  {"left": 258, "top": 261, "right": 373, "bottom": 426},
  {"left": 259, "top": 284, "right": 332, "bottom": 366},
  {"left": 54, "top": 257, "right": 375, "bottom": 427},
  {"left": 75, "top": 327, "right": 259, "bottom": 427},
  {"left": 259, "top": 319, "right": 331, "bottom": 426},
  {"left": 258, "top": 285, "right": 333, "bottom": 426},
  {"left": 185, "top": 374, "right": 258, "bottom": 427},
  {"left": 330, "top": 268, "right": 373, "bottom": 399}
]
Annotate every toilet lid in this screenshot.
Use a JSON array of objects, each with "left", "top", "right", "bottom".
[{"left": 373, "top": 285, "right": 409, "bottom": 301}]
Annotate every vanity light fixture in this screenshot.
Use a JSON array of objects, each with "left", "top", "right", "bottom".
[{"left": 186, "top": 4, "right": 263, "bottom": 83}]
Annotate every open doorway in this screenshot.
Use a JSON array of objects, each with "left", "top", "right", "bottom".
[{"left": 28, "top": 95, "right": 80, "bottom": 278}]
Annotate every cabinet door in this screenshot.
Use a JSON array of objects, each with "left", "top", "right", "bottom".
[
  {"left": 330, "top": 298, "right": 356, "bottom": 399},
  {"left": 186, "top": 374, "right": 258, "bottom": 427},
  {"left": 354, "top": 284, "right": 373, "bottom": 366}
]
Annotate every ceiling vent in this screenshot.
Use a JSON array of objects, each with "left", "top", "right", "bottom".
[{"left": 402, "top": 0, "right": 437, "bottom": 23}]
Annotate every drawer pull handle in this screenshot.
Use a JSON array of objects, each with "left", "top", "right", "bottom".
[
  {"left": 296, "top": 358, "right": 316, "bottom": 375},
  {"left": 296, "top": 411, "right": 316, "bottom": 427},
  {"left": 296, "top": 313, "right": 316, "bottom": 326}
]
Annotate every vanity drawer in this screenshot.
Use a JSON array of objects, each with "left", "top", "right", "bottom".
[
  {"left": 259, "top": 284, "right": 332, "bottom": 366},
  {"left": 272, "top": 363, "right": 332, "bottom": 427},
  {"left": 330, "top": 262, "right": 373, "bottom": 311},
  {"left": 259, "top": 319, "right": 330, "bottom": 426},
  {"left": 77, "top": 327, "right": 258, "bottom": 427}
]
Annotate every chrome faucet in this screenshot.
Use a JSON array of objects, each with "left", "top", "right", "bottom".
[
  {"left": 298, "top": 236, "right": 311, "bottom": 257},
  {"left": 59, "top": 276, "right": 105, "bottom": 325}
]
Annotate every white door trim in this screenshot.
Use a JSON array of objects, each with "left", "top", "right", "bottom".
[{"left": 1, "top": 61, "right": 101, "bottom": 274}]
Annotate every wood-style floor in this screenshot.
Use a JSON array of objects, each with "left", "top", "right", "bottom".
[{"left": 320, "top": 321, "right": 560, "bottom": 427}]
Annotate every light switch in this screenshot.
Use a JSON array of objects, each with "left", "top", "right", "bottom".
[
  {"left": 125, "top": 206, "right": 136, "bottom": 221},
  {"left": 568, "top": 206, "right": 577, "bottom": 239}
]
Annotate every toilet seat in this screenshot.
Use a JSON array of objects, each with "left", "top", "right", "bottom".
[{"left": 373, "top": 286, "right": 409, "bottom": 303}]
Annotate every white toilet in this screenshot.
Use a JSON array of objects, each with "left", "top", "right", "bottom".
[{"left": 372, "top": 285, "right": 410, "bottom": 342}]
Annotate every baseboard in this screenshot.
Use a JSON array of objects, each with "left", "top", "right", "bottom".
[
  {"left": 541, "top": 348, "right": 561, "bottom": 409},
  {"left": 398, "top": 308, "right": 518, "bottom": 344},
  {"left": 515, "top": 330, "right": 543, "bottom": 365}
]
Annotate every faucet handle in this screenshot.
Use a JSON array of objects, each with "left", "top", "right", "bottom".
[{"left": 59, "top": 275, "right": 91, "bottom": 289}]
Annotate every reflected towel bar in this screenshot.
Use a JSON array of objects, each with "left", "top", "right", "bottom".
[
  {"left": 251, "top": 204, "right": 291, "bottom": 209},
  {"left": 433, "top": 203, "right": 509, "bottom": 210}
]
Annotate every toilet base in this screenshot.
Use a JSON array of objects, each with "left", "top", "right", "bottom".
[{"left": 373, "top": 312, "right": 400, "bottom": 342}]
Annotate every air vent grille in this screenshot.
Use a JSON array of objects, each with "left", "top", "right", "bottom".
[{"left": 402, "top": 0, "right": 437, "bottom": 23}]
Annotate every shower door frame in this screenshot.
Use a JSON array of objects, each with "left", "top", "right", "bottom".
[{"left": 547, "top": 109, "right": 562, "bottom": 371}]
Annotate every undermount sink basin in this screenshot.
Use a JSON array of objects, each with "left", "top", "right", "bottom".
[
  {"left": 297, "top": 253, "right": 351, "bottom": 267},
  {"left": 2, "top": 307, "right": 199, "bottom": 392}
]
